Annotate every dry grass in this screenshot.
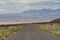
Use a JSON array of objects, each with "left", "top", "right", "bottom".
[
  {"left": 0, "top": 24, "right": 25, "bottom": 40},
  {"left": 34, "top": 23, "right": 60, "bottom": 37}
]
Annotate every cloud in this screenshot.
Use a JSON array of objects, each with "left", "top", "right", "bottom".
[
  {"left": 29, "top": 1, "right": 60, "bottom": 9},
  {"left": 0, "top": 0, "right": 6, "bottom": 4},
  {"left": 0, "top": 9, "right": 5, "bottom": 12},
  {"left": 52, "top": 0, "right": 60, "bottom": 1},
  {"left": 0, "top": 0, "right": 60, "bottom": 13}
]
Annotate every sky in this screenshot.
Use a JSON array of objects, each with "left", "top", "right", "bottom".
[{"left": 0, "top": 0, "right": 60, "bottom": 13}]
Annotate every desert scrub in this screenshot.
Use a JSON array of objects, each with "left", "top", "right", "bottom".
[
  {"left": 34, "top": 23, "right": 60, "bottom": 37},
  {"left": 0, "top": 24, "right": 25, "bottom": 40}
]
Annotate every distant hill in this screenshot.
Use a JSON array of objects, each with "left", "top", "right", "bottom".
[
  {"left": 22, "top": 9, "right": 60, "bottom": 14},
  {"left": 50, "top": 18, "right": 60, "bottom": 23},
  {"left": 0, "top": 9, "right": 60, "bottom": 22}
]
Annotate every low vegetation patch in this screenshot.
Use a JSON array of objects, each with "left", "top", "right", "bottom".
[
  {"left": 34, "top": 23, "right": 60, "bottom": 37},
  {"left": 0, "top": 24, "right": 25, "bottom": 40}
]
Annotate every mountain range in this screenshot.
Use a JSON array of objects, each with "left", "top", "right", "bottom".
[{"left": 0, "top": 9, "right": 60, "bottom": 23}]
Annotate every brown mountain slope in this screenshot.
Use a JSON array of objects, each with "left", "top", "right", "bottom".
[{"left": 50, "top": 18, "right": 60, "bottom": 23}]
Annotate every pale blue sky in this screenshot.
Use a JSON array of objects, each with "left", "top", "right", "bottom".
[{"left": 0, "top": 0, "right": 60, "bottom": 13}]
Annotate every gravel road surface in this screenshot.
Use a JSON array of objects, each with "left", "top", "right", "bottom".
[{"left": 6, "top": 24, "right": 60, "bottom": 40}]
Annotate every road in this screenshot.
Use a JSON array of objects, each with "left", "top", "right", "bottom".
[{"left": 6, "top": 24, "right": 60, "bottom": 40}]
